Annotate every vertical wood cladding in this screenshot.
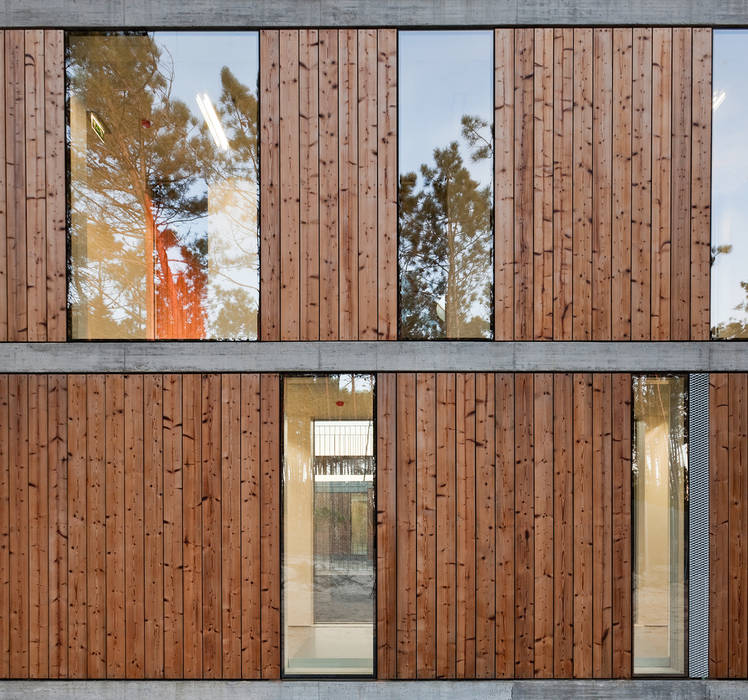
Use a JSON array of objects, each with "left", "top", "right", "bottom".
[
  {"left": 493, "top": 27, "right": 712, "bottom": 341},
  {"left": 710, "top": 373, "right": 748, "bottom": 678},
  {"left": 0, "top": 373, "right": 281, "bottom": 679},
  {"left": 259, "top": 29, "right": 398, "bottom": 341},
  {"left": 376, "top": 372, "right": 633, "bottom": 679}
]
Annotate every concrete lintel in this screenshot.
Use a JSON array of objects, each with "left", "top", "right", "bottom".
[
  {"left": 4, "top": 0, "right": 748, "bottom": 28},
  {"left": 0, "top": 340, "right": 744, "bottom": 374},
  {"left": 1, "top": 679, "right": 748, "bottom": 699}
]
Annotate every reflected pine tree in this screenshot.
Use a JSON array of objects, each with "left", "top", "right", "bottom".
[
  {"left": 67, "top": 33, "right": 258, "bottom": 339},
  {"left": 399, "top": 114, "right": 493, "bottom": 339},
  {"left": 711, "top": 243, "right": 748, "bottom": 339}
]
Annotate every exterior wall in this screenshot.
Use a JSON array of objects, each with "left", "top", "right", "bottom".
[
  {"left": 0, "top": 373, "right": 281, "bottom": 679},
  {"left": 377, "top": 372, "right": 632, "bottom": 679}
]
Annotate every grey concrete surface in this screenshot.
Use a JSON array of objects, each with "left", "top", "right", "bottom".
[
  {"left": 1, "top": 679, "right": 748, "bottom": 699},
  {"left": 3, "top": 0, "right": 748, "bottom": 28},
  {"left": 0, "top": 340, "right": 746, "bottom": 374}
]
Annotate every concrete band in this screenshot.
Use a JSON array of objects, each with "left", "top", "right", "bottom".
[
  {"left": 1, "top": 341, "right": 747, "bottom": 374},
  {"left": 4, "top": 0, "right": 748, "bottom": 28}
]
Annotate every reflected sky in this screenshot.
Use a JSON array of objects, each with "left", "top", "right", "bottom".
[{"left": 712, "top": 30, "right": 748, "bottom": 338}]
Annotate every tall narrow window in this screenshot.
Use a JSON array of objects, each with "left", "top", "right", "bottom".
[
  {"left": 712, "top": 30, "right": 748, "bottom": 338},
  {"left": 67, "top": 32, "right": 259, "bottom": 339},
  {"left": 633, "top": 375, "right": 688, "bottom": 676},
  {"left": 283, "top": 375, "right": 375, "bottom": 676},
  {"left": 398, "top": 31, "right": 494, "bottom": 339}
]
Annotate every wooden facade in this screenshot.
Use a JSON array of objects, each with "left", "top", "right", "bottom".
[{"left": 0, "top": 27, "right": 712, "bottom": 342}]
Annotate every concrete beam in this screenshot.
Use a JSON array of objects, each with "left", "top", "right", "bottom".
[
  {"left": 1, "top": 679, "right": 747, "bottom": 699},
  {"left": 0, "top": 341, "right": 746, "bottom": 374},
  {"left": 4, "top": 0, "right": 748, "bottom": 28}
]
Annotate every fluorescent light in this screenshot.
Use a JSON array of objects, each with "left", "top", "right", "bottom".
[
  {"left": 195, "top": 92, "right": 229, "bottom": 151},
  {"left": 713, "top": 89, "right": 726, "bottom": 112}
]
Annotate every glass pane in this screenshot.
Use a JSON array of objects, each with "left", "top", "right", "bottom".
[
  {"left": 633, "top": 375, "right": 688, "bottom": 676},
  {"left": 398, "top": 31, "right": 494, "bottom": 339},
  {"left": 283, "top": 375, "right": 375, "bottom": 676},
  {"left": 712, "top": 30, "right": 748, "bottom": 338},
  {"left": 67, "top": 32, "right": 259, "bottom": 339}
]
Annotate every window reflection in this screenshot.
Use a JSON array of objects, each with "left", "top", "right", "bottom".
[
  {"left": 67, "top": 32, "right": 259, "bottom": 339},
  {"left": 712, "top": 31, "right": 748, "bottom": 339},
  {"left": 398, "top": 31, "right": 494, "bottom": 339},
  {"left": 283, "top": 375, "right": 375, "bottom": 676},
  {"left": 633, "top": 375, "right": 688, "bottom": 676}
]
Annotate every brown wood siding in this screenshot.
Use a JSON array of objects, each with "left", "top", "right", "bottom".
[
  {"left": 259, "top": 29, "right": 398, "bottom": 341},
  {"left": 710, "top": 373, "right": 748, "bottom": 679},
  {"left": 0, "top": 373, "right": 281, "bottom": 680},
  {"left": 493, "top": 27, "right": 711, "bottom": 341},
  {"left": 377, "top": 372, "right": 633, "bottom": 679}
]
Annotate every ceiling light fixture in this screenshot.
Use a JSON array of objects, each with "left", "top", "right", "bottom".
[{"left": 196, "top": 92, "right": 229, "bottom": 151}]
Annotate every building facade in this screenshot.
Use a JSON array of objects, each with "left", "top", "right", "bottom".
[{"left": 0, "top": 1, "right": 747, "bottom": 697}]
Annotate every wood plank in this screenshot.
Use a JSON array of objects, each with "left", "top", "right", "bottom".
[
  {"left": 201, "top": 374, "right": 221, "bottom": 678},
  {"left": 553, "top": 373, "right": 574, "bottom": 677},
  {"left": 0, "top": 35, "right": 6, "bottom": 342},
  {"left": 670, "top": 28, "right": 692, "bottom": 340},
  {"left": 475, "top": 373, "right": 496, "bottom": 678},
  {"left": 259, "top": 30, "right": 281, "bottom": 341},
  {"left": 86, "top": 376, "right": 106, "bottom": 678},
  {"left": 690, "top": 29, "right": 711, "bottom": 341},
  {"left": 182, "top": 373, "right": 202, "bottom": 678},
  {"left": 162, "top": 374, "right": 183, "bottom": 679},
  {"left": 6, "top": 31, "right": 27, "bottom": 341},
  {"left": 416, "top": 373, "right": 436, "bottom": 678},
  {"left": 612, "top": 373, "right": 632, "bottom": 678},
  {"left": 456, "top": 373, "right": 476, "bottom": 678},
  {"left": 435, "top": 373, "right": 456, "bottom": 679},
  {"left": 27, "top": 374, "right": 48, "bottom": 678},
  {"left": 631, "top": 29, "right": 652, "bottom": 341},
  {"left": 592, "top": 374, "right": 612, "bottom": 677},
  {"left": 514, "top": 373, "right": 534, "bottom": 677},
  {"left": 533, "top": 373, "right": 553, "bottom": 677},
  {"left": 612, "top": 29, "right": 633, "bottom": 340},
  {"left": 495, "top": 373, "right": 515, "bottom": 678},
  {"left": 5, "top": 375, "right": 24, "bottom": 679},
  {"left": 376, "top": 373, "right": 397, "bottom": 678},
  {"left": 710, "top": 373, "right": 729, "bottom": 678},
  {"left": 318, "top": 29, "right": 339, "bottom": 340},
  {"left": 573, "top": 29, "right": 593, "bottom": 340},
  {"left": 143, "top": 375, "right": 164, "bottom": 678},
  {"left": 573, "top": 374, "right": 594, "bottom": 677},
  {"left": 338, "top": 29, "right": 358, "bottom": 339},
  {"left": 0, "top": 376, "right": 7, "bottom": 677},
  {"left": 592, "top": 29, "right": 613, "bottom": 341},
  {"left": 728, "top": 374, "right": 748, "bottom": 677},
  {"left": 47, "top": 374, "right": 67, "bottom": 677},
  {"left": 259, "top": 373, "right": 280, "bottom": 678},
  {"left": 105, "top": 374, "right": 125, "bottom": 677},
  {"left": 24, "top": 30, "right": 46, "bottom": 341},
  {"left": 514, "top": 29, "right": 534, "bottom": 341},
  {"left": 221, "top": 374, "right": 242, "bottom": 678},
  {"left": 279, "top": 30, "right": 300, "bottom": 341},
  {"left": 377, "top": 29, "right": 397, "bottom": 340},
  {"left": 67, "top": 375, "right": 86, "bottom": 678},
  {"left": 240, "top": 374, "right": 261, "bottom": 678},
  {"left": 358, "top": 29, "right": 378, "bottom": 340},
  {"left": 44, "top": 31, "right": 66, "bottom": 341},
  {"left": 396, "top": 373, "right": 417, "bottom": 678},
  {"left": 651, "top": 28, "right": 672, "bottom": 340},
  {"left": 299, "top": 30, "right": 320, "bottom": 341},
  {"left": 533, "top": 28, "right": 554, "bottom": 340},
  {"left": 495, "top": 29, "right": 515, "bottom": 340},
  {"left": 553, "top": 29, "right": 574, "bottom": 341}
]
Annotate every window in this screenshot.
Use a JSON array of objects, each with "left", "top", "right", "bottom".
[
  {"left": 712, "top": 30, "right": 748, "bottom": 339},
  {"left": 282, "top": 375, "right": 375, "bottom": 676},
  {"left": 67, "top": 32, "right": 259, "bottom": 339},
  {"left": 633, "top": 375, "right": 688, "bottom": 676},
  {"left": 398, "top": 31, "right": 494, "bottom": 339}
]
